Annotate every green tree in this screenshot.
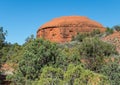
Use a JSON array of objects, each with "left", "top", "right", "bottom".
[
  {"left": 25, "top": 34, "right": 35, "bottom": 43},
  {"left": 12, "top": 38, "right": 60, "bottom": 84},
  {"left": 90, "top": 29, "right": 101, "bottom": 37},
  {"left": 33, "top": 64, "right": 109, "bottom": 85},
  {"left": 0, "top": 26, "right": 8, "bottom": 63},
  {"left": 33, "top": 66, "right": 64, "bottom": 85},
  {"left": 0, "top": 26, "right": 7, "bottom": 84},
  {"left": 72, "top": 29, "right": 101, "bottom": 42},
  {"left": 79, "top": 37, "right": 117, "bottom": 58},
  {"left": 105, "top": 27, "right": 114, "bottom": 35},
  {"left": 0, "top": 27, "right": 6, "bottom": 58},
  {"left": 6, "top": 43, "right": 22, "bottom": 63},
  {"left": 79, "top": 37, "right": 117, "bottom": 71},
  {"left": 56, "top": 46, "right": 81, "bottom": 68},
  {"left": 100, "top": 57, "right": 120, "bottom": 85},
  {"left": 0, "top": 27, "right": 7, "bottom": 49},
  {"left": 72, "top": 33, "right": 88, "bottom": 42}
]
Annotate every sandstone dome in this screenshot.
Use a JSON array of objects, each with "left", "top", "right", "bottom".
[{"left": 37, "top": 16, "right": 106, "bottom": 43}]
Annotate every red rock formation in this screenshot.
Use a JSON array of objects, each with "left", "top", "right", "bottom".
[
  {"left": 102, "top": 31, "right": 120, "bottom": 53},
  {"left": 37, "top": 16, "right": 106, "bottom": 43}
]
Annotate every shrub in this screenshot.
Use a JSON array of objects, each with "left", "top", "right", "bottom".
[
  {"left": 56, "top": 46, "right": 81, "bottom": 68},
  {"left": 72, "top": 29, "right": 101, "bottom": 42},
  {"left": 90, "top": 29, "right": 101, "bottom": 37},
  {"left": 11, "top": 38, "right": 60, "bottom": 84},
  {"left": 79, "top": 37, "right": 117, "bottom": 58},
  {"left": 72, "top": 33, "right": 88, "bottom": 42},
  {"left": 100, "top": 57, "right": 120, "bottom": 85},
  {"left": 79, "top": 37, "right": 118, "bottom": 71},
  {"left": 33, "top": 64, "right": 109, "bottom": 85},
  {"left": 105, "top": 27, "right": 114, "bottom": 35}
]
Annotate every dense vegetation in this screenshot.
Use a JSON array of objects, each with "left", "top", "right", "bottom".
[
  {"left": 0, "top": 27, "right": 120, "bottom": 85},
  {"left": 0, "top": 27, "right": 7, "bottom": 84}
]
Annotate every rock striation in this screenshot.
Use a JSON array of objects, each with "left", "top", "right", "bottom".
[{"left": 37, "top": 16, "right": 105, "bottom": 43}]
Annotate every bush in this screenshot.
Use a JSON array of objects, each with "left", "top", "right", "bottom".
[
  {"left": 79, "top": 37, "right": 117, "bottom": 58},
  {"left": 90, "top": 29, "right": 101, "bottom": 37},
  {"left": 72, "top": 33, "right": 88, "bottom": 42},
  {"left": 79, "top": 37, "right": 118, "bottom": 71},
  {"left": 56, "top": 46, "right": 81, "bottom": 68},
  {"left": 100, "top": 57, "right": 120, "bottom": 85},
  {"left": 33, "top": 64, "right": 109, "bottom": 85},
  {"left": 105, "top": 27, "right": 114, "bottom": 35},
  {"left": 11, "top": 38, "right": 61, "bottom": 84},
  {"left": 72, "top": 29, "right": 101, "bottom": 42}
]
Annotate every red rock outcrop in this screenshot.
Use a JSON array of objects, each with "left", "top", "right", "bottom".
[
  {"left": 37, "top": 16, "right": 106, "bottom": 43},
  {"left": 102, "top": 31, "right": 120, "bottom": 53}
]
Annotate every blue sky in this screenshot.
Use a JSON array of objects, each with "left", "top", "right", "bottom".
[{"left": 0, "top": 0, "right": 120, "bottom": 44}]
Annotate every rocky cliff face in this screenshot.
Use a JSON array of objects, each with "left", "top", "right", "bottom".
[{"left": 37, "top": 16, "right": 106, "bottom": 43}]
